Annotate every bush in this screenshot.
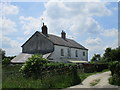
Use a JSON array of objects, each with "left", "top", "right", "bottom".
[
  {"left": 109, "top": 61, "right": 120, "bottom": 76},
  {"left": 70, "top": 67, "right": 81, "bottom": 85},
  {"left": 2, "top": 58, "right": 11, "bottom": 65},
  {"left": 20, "top": 54, "right": 48, "bottom": 78},
  {"left": 109, "top": 74, "right": 120, "bottom": 86},
  {"left": 109, "top": 61, "right": 120, "bottom": 86}
]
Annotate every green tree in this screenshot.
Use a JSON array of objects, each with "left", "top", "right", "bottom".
[
  {"left": 91, "top": 54, "right": 101, "bottom": 62},
  {"left": 0, "top": 49, "right": 5, "bottom": 59},
  {"left": 102, "top": 47, "right": 120, "bottom": 62},
  {"left": 102, "top": 47, "right": 112, "bottom": 62},
  {"left": 110, "top": 47, "right": 120, "bottom": 61}
]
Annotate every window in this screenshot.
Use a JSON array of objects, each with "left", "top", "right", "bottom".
[
  {"left": 75, "top": 50, "right": 78, "bottom": 57},
  {"left": 83, "top": 52, "right": 85, "bottom": 56},
  {"left": 61, "top": 49, "right": 64, "bottom": 56}
]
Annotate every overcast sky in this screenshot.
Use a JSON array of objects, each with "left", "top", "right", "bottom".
[{"left": 1, "top": 1, "right": 119, "bottom": 60}]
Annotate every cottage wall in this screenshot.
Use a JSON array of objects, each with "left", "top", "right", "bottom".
[
  {"left": 22, "top": 32, "right": 54, "bottom": 54},
  {"left": 49, "top": 45, "right": 88, "bottom": 61}
]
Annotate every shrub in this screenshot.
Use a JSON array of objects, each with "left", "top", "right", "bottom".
[
  {"left": 20, "top": 54, "right": 48, "bottom": 78},
  {"left": 109, "top": 61, "right": 120, "bottom": 86},
  {"left": 70, "top": 67, "right": 81, "bottom": 85},
  {"left": 109, "top": 74, "right": 120, "bottom": 86},
  {"left": 2, "top": 58, "right": 11, "bottom": 65},
  {"left": 109, "top": 61, "right": 120, "bottom": 76}
]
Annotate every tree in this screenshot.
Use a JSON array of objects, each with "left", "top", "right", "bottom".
[
  {"left": 91, "top": 54, "right": 101, "bottom": 62},
  {"left": 102, "top": 47, "right": 112, "bottom": 62},
  {"left": 102, "top": 47, "right": 120, "bottom": 62},
  {"left": 110, "top": 47, "right": 120, "bottom": 61},
  {"left": 0, "top": 49, "right": 5, "bottom": 59}
]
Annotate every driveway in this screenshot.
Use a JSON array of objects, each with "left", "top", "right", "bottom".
[{"left": 67, "top": 71, "right": 119, "bottom": 89}]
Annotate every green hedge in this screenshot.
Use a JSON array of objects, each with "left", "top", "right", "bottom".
[
  {"left": 82, "top": 63, "right": 108, "bottom": 73},
  {"left": 20, "top": 54, "right": 81, "bottom": 86}
]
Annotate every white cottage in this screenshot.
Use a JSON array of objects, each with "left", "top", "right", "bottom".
[{"left": 11, "top": 23, "right": 88, "bottom": 63}]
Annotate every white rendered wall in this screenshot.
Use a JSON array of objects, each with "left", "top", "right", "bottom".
[
  {"left": 49, "top": 45, "right": 88, "bottom": 61},
  {"left": 70, "top": 48, "right": 88, "bottom": 61},
  {"left": 49, "top": 45, "right": 68, "bottom": 59}
]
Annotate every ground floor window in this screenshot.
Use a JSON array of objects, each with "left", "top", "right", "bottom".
[
  {"left": 75, "top": 50, "right": 78, "bottom": 57},
  {"left": 83, "top": 51, "right": 85, "bottom": 56},
  {"left": 61, "top": 49, "right": 64, "bottom": 56}
]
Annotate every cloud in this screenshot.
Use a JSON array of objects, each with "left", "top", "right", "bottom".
[
  {"left": 19, "top": 2, "right": 112, "bottom": 37},
  {"left": 44, "top": 2, "right": 111, "bottom": 18},
  {"left": 19, "top": 16, "right": 42, "bottom": 35},
  {"left": 42, "top": 2, "right": 111, "bottom": 37},
  {"left": 101, "top": 28, "right": 118, "bottom": 37},
  {"left": 1, "top": 36, "right": 21, "bottom": 56},
  {"left": 0, "top": 17, "right": 17, "bottom": 35},
  {"left": 85, "top": 37, "right": 102, "bottom": 45},
  {"left": 0, "top": 3, "right": 19, "bottom": 16}
]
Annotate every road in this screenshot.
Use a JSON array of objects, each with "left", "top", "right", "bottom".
[{"left": 66, "top": 71, "right": 119, "bottom": 89}]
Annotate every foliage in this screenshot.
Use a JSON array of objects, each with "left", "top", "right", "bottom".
[
  {"left": 70, "top": 67, "right": 81, "bottom": 85},
  {"left": 3, "top": 62, "right": 81, "bottom": 88},
  {"left": 102, "top": 47, "right": 112, "bottom": 62},
  {"left": 20, "top": 54, "right": 48, "bottom": 78},
  {"left": 0, "top": 49, "right": 15, "bottom": 66},
  {"left": 3, "top": 64, "right": 108, "bottom": 88},
  {"left": 82, "top": 63, "right": 108, "bottom": 73},
  {"left": 102, "top": 47, "right": 120, "bottom": 62},
  {"left": 109, "top": 61, "right": 120, "bottom": 86},
  {"left": 109, "top": 61, "right": 120, "bottom": 76},
  {"left": 0, "top": 49, "right": 5, "bottom": 59},
  {"left": 91, "top": 54, "right": 101, "bottom": 62},
  {"left": 109, "top": 74, "right": 120, "bottom": 86},
  {"left": 2, "top": 58, "right": 11, "bottom": 65},
  {"left": 109, "top": 47, "right": 120, "bottom": 61},
  {"left": 91, "top": 47, "right": 120, "bottom": 64}
]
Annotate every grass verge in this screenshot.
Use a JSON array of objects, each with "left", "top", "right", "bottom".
[{"left": 90, "top": 79, "right": 100, "bottom": 86}]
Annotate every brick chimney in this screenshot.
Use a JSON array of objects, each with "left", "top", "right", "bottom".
[
  {"left": 61, "top": 30, "right": 66, "bottom": 40},
  {"left": 41, "top": 23, "right": 48, "bottom": 36}
]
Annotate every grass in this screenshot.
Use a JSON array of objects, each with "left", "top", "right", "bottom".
[
  {"left": 90, "top": 79, "right": 100, "bottom": 86},
  {"left": 2, "top": 65, "right": 80, "bottom": 88},
  {"left": 2, "top": 64, "right": 109, "bottom": 88}
]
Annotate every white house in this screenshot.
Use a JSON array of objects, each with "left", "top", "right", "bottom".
[{"left": 11, "top": 23, "right": 88, "bottom": 63}]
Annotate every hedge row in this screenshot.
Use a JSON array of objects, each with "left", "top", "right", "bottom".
[
  {"left": 20, "top": 55, "right": 78, "bottom": 77},
  {"left": 82, "top": 63, "right": 108, "bottom": 73}
]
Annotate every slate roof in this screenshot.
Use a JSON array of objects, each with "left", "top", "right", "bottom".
[{"left": 39, "top": 32, "right": 88, "bottom": 50}]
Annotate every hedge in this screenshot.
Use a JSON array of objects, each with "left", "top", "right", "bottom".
[{"left": 82, "top": 63, "right": 108, "bottom": 73}]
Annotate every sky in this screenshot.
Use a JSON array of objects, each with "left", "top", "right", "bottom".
[{"left": 0, "top": 1, "right": 119, "bottom": 60}]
